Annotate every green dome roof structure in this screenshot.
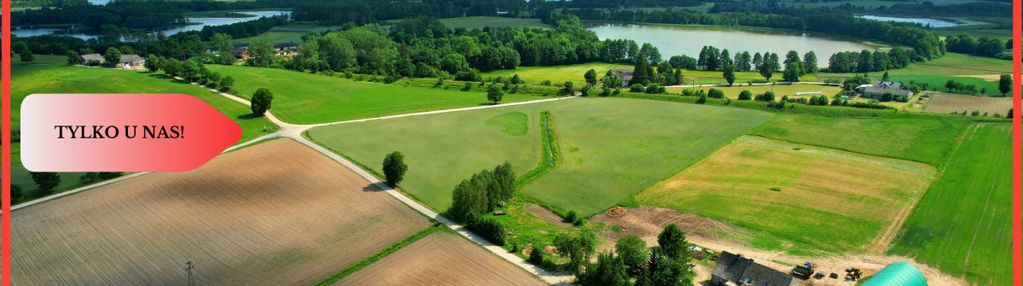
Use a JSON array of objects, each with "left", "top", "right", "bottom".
[{"left": 863, "top": 262, "right": 927, "bottom": 286}]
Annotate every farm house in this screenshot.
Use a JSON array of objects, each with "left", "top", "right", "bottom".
[
  {"left": 710, "top": 251, "right": 797, "bottom": 286},
  {"left": 857, "top": 80, "right": 913, "bottom": 99}
]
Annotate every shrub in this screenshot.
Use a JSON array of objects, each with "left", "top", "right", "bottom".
[
  {"left": 707, "top": 88, "right": 725, "bottom": 99},
  {"left": 467, "top": 215, "right": 506, "bottom": 246},
  {"left": 564, "top": 210, "right": 578, "bottom": 223},
  {"left": 382, "top": 151, "right": 408, "bottom": 187},
  {"left": 629, "top": 84, "right": 645, "bottom": 92}
]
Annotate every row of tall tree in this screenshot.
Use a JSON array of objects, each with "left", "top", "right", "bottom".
[
  {"left": 827, "top": 48, "right": 913, "bottom": 73},
  {"left": 945, "top": 35, "right": 1012, "bottom": 59}
]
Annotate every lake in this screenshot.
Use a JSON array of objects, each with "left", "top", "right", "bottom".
[
  {"left": 855, "top": 15, "right": 960, "bottom": 28},
  {"left": 586, "top": 23, "right": 875, "bottom": 67},
  {"left": 13, "top": 10, "right": 290, "bottom": 40}
]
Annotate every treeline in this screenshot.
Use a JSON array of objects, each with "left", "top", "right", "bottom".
[
  {"left": 448, "top": 163, "right": 516, "bottom": 245},
  {"left": 199, "top": 15, "right": 288, "bottom": 40},
  {"left": 563, "top": 8, "right": 944, "bottom": 61},
  {"left": 827, "top": 48, "right": 912, "bottom": 73},
  {"left": 945, "top": 35, "right": 1012, "bottom": 59},
  {"left": 13, "top": 2, "right": 188, "bottom": 31},
  {"left": 285, "top": 16, "right": 645, "bottom": 80},
  {"left": 565, "top": 0, "right": 705, "bottom": 8},
  {"left": 291, "top": 0, "right": 529, "bottom": 24}
]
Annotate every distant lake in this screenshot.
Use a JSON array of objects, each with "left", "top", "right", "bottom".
[
  {"left": 13, "top": 10, "right": 290, "bottom": 40},
  {"left": 586, "top": 23, "right": 875, "bottom": 67},
  {"left": 856, "top": 15, "right": 960, "bottom": 28}
]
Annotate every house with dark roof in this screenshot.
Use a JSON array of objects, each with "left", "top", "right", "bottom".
[
  {"left": 857, "top": 80, "right": 913, "bottom": 99},
  {"left": 711, "top": 251, "right": 797, "bottom": 286},
  {"left": 609, "top": 69, "right": 634, "bottom": 86}
]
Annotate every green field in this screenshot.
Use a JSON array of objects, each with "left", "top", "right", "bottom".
[
  {"left": 233, "top": 24, "right": 342, "bottom": 45},
  {"left": 11, "top": 55, "right": 277, "bottom": 200},
  {"left": 638, "top": 136, "right": 934, "bottom": 254},
  {"left": 438, "top": 16, "right": 552, "bottom": 30},
  {"left": 207, "top": 65, "right": 542, "bottom": 124},
  {"left": 308, "top": 98, "right": 771, "bottom": 215},
  {"left": 748, "top": 115, "right": 971, "bottom": 167},
  {"left": 480, "top": 63, "right": 633, "bottom": 87},
  {"left": 889, "top": 123, "right": 1013, "bottom": 286}
]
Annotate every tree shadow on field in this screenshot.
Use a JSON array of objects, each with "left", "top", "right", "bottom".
[
  {"left": 237, "top": 113, "right": 261, "bottom": 120},
  {"left": 362, "top": 183, "right": 384, "bottom": 193}
]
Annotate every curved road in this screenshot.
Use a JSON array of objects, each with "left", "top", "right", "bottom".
[{"left": 15, "top": 80, "right": 577, "bottom": 285}]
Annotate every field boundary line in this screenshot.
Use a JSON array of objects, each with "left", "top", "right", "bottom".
[{"left": 313, "top": 224, "right": 445, "bottom": 286}]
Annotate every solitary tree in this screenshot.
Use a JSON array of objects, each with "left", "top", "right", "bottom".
[
  {"left": 487, "top": 84, "right": 504, "bottom": 104},
  {"left": 31, "top": 172, "right": 60, "bottom": 195},
  {"left": 738, "top": 90, "right": 753, "bottom": 100},
  {"left": 999, "top": 74, "right": 1011, "bottom": 96},
  {"left": 250, "top": 88, "right": 274, "bottom": 116},
  {"left": 758, "top": 61, "right": 774, "bottom": 82},
  {"left": 220, "top": 76, "right": 235, "bottom": 92},
  {"left": 20, "top": 48, "right": 35, "bottom": 62},
  {"left": 103, "top": 47, "right": 122, "bottom": 67},
  {"left": 648, "top": 248, "right": 695, "bottom": 286},
  {"left": 657, "top": 224, "right": 687, "bottom": 259},
  {"left": 584, "top": 69, "right": 598, "bottom": 85},
  {"left": 66, "top": 50, "right": 82, "bottom": 65},
  {"left": 722, "top": 65, "right": 735, "bottom": 86},
  {"left": 382, "top": 151, "right": 408, "bottom": 187},
  {"left": 615, "top": 235, "right": 648, "bottom": 275},
  {"left": 782, "top": 62, "right": 800, "bottom": 82}
]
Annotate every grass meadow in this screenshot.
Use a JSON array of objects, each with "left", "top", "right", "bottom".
[
  {"left": 10, "top": 56, "right": 277, "bottom": 199},
  {"left": 748, "top": 114, "right": 971, "bottom": 167},
  {"left": 233, "top": 23, "right": 342, "bottom": 45},
  {"left": 888, "top": 123, "right": 1013, "bottom": 286},
  {"left": 665, "top": 84, "right": 842, "bottom": 99},
  {"left": 207, "top": 65, "right": 542, "bottom": 124},
  {"left": 637, "top": 136, "right": 934, "bottom": 254},
  {"left": 308, "top": 97, "right": 771, "bottom": 216}
]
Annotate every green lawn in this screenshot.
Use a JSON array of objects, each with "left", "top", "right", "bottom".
[
  {"left": 438, "top": 16, "right": 552, "bottom": 30},
  {"left": 666, "top": 84, "right": 842, "bottom": 99},
  {"left": 308, "top": 98, "right": 771, "bottom": 216},
  {"left": 480, "top": 63, "right": 634, "bottom": 87},
  {"left": 11, "top": 55, "right": 277, "bottom": 200},
  {"left": 748, "top": 114, "right": 971, "bottom": 167},
  {"left": 207, "top": 65, "right": 542, "bottom": 124},
  {"left": 889, "top": 123, "right": 1013, "bottom": 286}
]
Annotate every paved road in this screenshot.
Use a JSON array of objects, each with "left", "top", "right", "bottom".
[{"left": 16, "top": 80, "right": 577, "bottom": 285}]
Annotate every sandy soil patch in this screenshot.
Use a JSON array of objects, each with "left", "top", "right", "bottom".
[
  {"left": 335, "top": 232, "right": 546, "bottom": 286},
  {"left": 11, "top": 139, "right": 431, "bottom": 286},
  {"left": 594, "top": 206, "right": 966, "bottom": 286}
]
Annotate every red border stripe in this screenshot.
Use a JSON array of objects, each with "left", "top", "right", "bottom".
[
  {"left": 2, "top": 0, "right": 12, "bottom": 281},
  {"left": 1014, "top": 0, "right": 1022, "bottom": 284}
]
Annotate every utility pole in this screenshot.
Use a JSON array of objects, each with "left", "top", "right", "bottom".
[{"left": 184, "top": 261, "right": 195, "bottom": 286}]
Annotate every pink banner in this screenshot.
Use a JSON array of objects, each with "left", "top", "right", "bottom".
[{"left": 21, "top": 94, "right": 242, "bottom": 172}]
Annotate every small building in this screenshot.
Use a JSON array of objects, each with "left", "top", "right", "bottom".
[
  {"left": 117, "top": 54, "right": 146, "bottom": 70},
  {"left": 609, "top": 69, "right": 634, "bottom": 86},
  {"left": 79, "top": 53, "right": 146, "bottom": 70},
  {"left": 711, "top": 251, "right": 797, "bottom": 286},
  {"left": 858, "top": 80, "right": 913, "bottom": 99}
]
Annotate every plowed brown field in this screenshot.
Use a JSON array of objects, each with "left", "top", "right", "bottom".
[
  {"left": 335, "top": 232, "right": 545, "bottom": 286},
  {"left": 11, "top": 139, "right": 430, "bottom": 285}
]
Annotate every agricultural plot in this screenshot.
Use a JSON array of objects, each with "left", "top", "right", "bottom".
[
  {"left": 206, "top": 65, "right": 540, "bottom": 124},
  {"left": 749, "top": 114, "right": 971, "bottom": 167},
  {"left": 665, "top": 84, "right": 841, "bottom": 99},
  {"left": 818, "top": 53, "right": 1011, "bottom": 96},
  {"left": 923, "top": 92, "right": 1012, "bottom": 116},
  {"left": 308, "top": 98, "right": 771, "bottom": 216},
  {"left": 889, "top": 123, "right": 1013, "bottom": 286},
  {"left": 335, "top": 232, "right": 546, "bottom": 286},
  {"left": 10, "top": 139, "right": 431, "bottom": 285},
  {"left": 636, "top": 136, "right": 934, "bottom": 254},
  {"left": 10, "top": 56, "right": 277, "bottom": 197}
]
